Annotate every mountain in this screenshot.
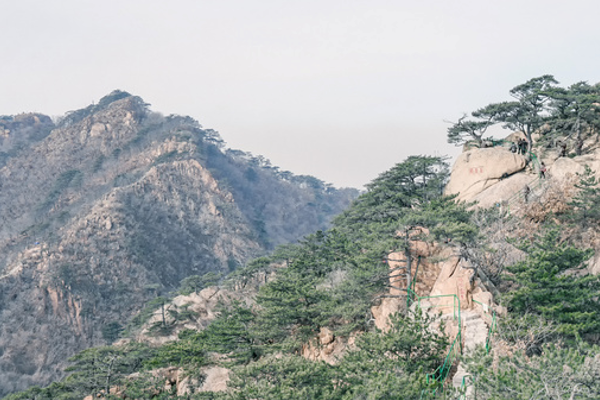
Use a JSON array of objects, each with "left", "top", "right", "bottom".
[
  {"left": 0, "top": 91, "right": 358, "bottom": 396},
  {"left": 6, "top": 76, "right": 600, "bottom": 400}
]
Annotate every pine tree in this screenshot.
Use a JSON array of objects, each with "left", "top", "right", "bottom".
[
  {"left": 466, "top": 343, "right": 600, "bottom": 399},
  {"left": 336, "top": 311, "right": 452, "bottom": 400},
  {"left": 563, "top": 165, "right": 600, "bottom": 228},
  {"left": 505, "top": 230, "right": 599, "bottom": 337}
]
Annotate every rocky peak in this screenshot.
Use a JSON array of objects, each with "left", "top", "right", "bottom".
[{"left": 0, "top": 92, "right": 357, "bottom": 396}]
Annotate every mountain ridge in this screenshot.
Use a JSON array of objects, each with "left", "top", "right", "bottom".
[{"left": 0, "top": 91, "right": 358, "bottom": 396}]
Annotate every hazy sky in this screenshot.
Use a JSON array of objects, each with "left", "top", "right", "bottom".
[{"left": 3, "top": 1, "right": 600, "bottom": 188}]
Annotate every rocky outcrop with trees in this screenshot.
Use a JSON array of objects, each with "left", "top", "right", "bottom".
[{"left": 5, "top": 76, "right": 600, "bottom": 399}]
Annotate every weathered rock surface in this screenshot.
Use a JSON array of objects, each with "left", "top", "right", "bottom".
[
  {"left": 470, "top": 172, "right": 534, "bottom": 208},
  {"left": 130, "top": 286, "right": 255, "bottom": 346},
  {"left": 301, "top": 327, "right": 356, "bottom": 364},
  {"left": 445, "top": 148, "right": 527, "bottom": 201}
]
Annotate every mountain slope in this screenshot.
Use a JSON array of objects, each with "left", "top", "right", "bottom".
[{"left": 0, "top": 91, "right": 357, "bottom": 396}]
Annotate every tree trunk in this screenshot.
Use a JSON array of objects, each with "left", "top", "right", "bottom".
[
  {"left": 405, "top": 245, "right": 412, "bottom": 305},
  {"left": 525, "top": 127, "right": 533, "bottom": 159},
  {"left": 105, "top": 357, "right": 115, "bottom": 396},
  {"left": 574, "top": 117, "right": 583, "bottom": 156}
]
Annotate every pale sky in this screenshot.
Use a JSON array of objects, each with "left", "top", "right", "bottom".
[{"left": 2, "top": 1, "right": 600, "bottom": 188}]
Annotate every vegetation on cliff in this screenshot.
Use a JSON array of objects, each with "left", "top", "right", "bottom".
[{"left": 447, "top": 75, "right": 600, "bottom": 157}]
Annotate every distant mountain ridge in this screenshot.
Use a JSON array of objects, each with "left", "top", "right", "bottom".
[{"left": 0, "top": 91, "right": 358, "bottom": 396}]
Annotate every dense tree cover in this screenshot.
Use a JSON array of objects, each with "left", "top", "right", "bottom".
[
  {"left": 466, "top": 343, "right": 600, "bottom": 399},
  {"left": 335, "top": 155, "right": 449, "bottom": 237},
  {"left": 247, "top": 155, "right": 479, "bottom": 352},
  {"left": 561, "top": 165, "right": 600, "bottom": 228},
  {"left": 504, "top": 230, "right": 599, "bottom": 337},
  {"left": 448, "top": 75, "right": 600, "bottom": 156},
  {"left": 4, "top": 343, "right": 159, "bottom": 400},
  {"left": 206, "top": 312, "right": 452, "bottom": 400},
  {"left": 545, "top": 82, "right": 600, "bottom": 155}
]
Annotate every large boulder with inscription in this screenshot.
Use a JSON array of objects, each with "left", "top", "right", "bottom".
[{"left": 445, "top": 148, "right": 527, "bottom": 202}]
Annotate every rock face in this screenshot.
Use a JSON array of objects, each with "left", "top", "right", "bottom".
[
  {"left": 371, "top": 229, "right": 493, "bottom": 331},
  {"left": 368, "top": 229, "right": 498, "bottom": 392},
  {"left": 445, "top": 148, "right": 527, "bottom": 202},
  {"left": 447, "top": 138, "right": 600, "bottom": 210},
  {"left": 0, "top": 91, "right": 358, "bottom": 396},
  {"left": 301, "top": 327, "right": 354, "bottom": 364},
  {"left": 130, "top": 286, "right": 255, "bottom": 346},
  {"left": 0, "top": 113, "right": 55, "bottom": 168}
]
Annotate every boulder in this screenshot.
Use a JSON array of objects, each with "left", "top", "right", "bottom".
[
  {"left": 548, "top": 157, "right": 585, "bottom": 183},
  {"left": 445, "top": 148, "right": 527, "bottom": 202},
  {"left": 319, "top": 327, "right": 335, "bottom": 345},
  {"left": 471, "top": 172, "right": 534, "bottom": 208},
  {"left": 195, "top": 366, "right": 230, "bottom": 393},
  {"left": 301, "top": 332, "right": 351, "bottom": 364},
  {"left": 371, "top": 297, "right": 404, "bottom": 331},
  {"left": 588, "top": 247, "right": 600, "bottom": 276}
]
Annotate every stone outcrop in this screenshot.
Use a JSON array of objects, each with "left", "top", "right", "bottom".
[
  {"left": 366, "top": 227, "right": 499, "bottom": 397},
  {"left": 445, "top": 148, "right": 527, "bottom": 202},
  {"left": 428, "top": 249, "right": 475, "bottom": 310},
  {"left": 371, "top": 229, "right": 495, "bottom": 331},
  {"left": 130, "top": 286, "right": 255, "bottom": 346},
  {"left": 371, "top": 227, "right": 441, "bottom": 331},
  {"left": 447, "top": 137, "right": 600, "bottom": 211},
  {"left": 301, "top": 327, "right": 355, "bottom": 364}
]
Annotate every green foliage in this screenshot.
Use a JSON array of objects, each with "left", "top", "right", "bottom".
[
  {"left": 125, "top": 295, "right": 173, "bottom": 334},
  {"left": 505, "top": 230, "right": 599, "bottom": 337},
  {"left": 10, "top": 343, "right": 158, "bottom": 400},
  {"left": 3, "top": 383, "right": 74, "bottom": 400},
  {"left": 178, "top": 275, "right": 204, "bottom": 295},
  {"left": 399, "top": 194, "right": 478, "bottom": 245},
  {"left": 255, "top": 265, "right": 330, "bottom": 347},
  {"left": 147, "top": 302, "right": 257, "bottom": 372},
  {"left": 447, "top": 115, "right": 494, "bottom": 147},
  {"left": 446, "top": 75, "right": 600, "bottom": 159},
  {"left": 223, "top": 311, "right": 451, "bottom": 400},
  {"left": 101, "top": 321, "right": 124, "bottom": 344},
  {"left": 228, "top": 256, "right": 274, "bottom": 289},
  {"left": 337, "top": 312, "right": 451, "bottom": 399},
  {"left": 466, "top": 343, "right": 600, "bottom": 399},
  {"left": 198, "top": 303, "right": 258, "bottom": 365},
  {"left": 118, "top": 372, "right": 179, "bottom": 400},
  {"left": 447, "top": 75, "right": 566, "bottom": 150},
  {"left": 335, "top": 155, "right": 449, "bottom": 237},
  {"left": 249, "top": 156, "right": 474, "bottom": 351},
  {"left": 562, "top": 165, "right": 600, "bottom": 228},
  {"left": 545, "top": 82, "right": 600, "bottom": 155},
  {"left": 480, "top": 75, "right": 558, "bottom": 148},
  {"left": 145, "top": 330, "right": 208, "bottom": 376},
  {"left": 226, "top": 355, "right": 337, "bottom": 400}
]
